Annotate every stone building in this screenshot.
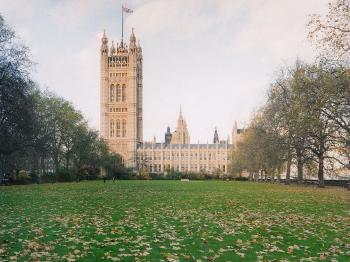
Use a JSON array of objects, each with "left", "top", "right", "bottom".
[
  {"left": 137, "top": 110, "right": 232, "bottom": 174},
  {"left": 100, "top": 29, "right": 243, "bottom": 173},
  {"left": 99, "top": 29, "right": 143, "bottom": 168}
]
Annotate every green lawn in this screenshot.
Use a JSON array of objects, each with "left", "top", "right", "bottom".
[{"left": 0, "top": 181, "right": 349, "bottom": 261}]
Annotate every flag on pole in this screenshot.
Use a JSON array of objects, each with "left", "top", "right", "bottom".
[{"left": 122, "top": 5, "right": 133, "bottom": 13}]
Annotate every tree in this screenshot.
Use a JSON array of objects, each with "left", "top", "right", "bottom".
[
  {"left": 266, "top": 61, "right": 313, "bottom": 184},
  {"left": 102, "top": 152, "right": 124, "bottom": 179},
  {"left": 229, "top": 149, "right": 245, "bottom": 178},
  {"left": 294, "top": 64, "right": 339, "bottom": 187},
  {"left": 307, "top": 0, "right": 350, "bottom": 61},
  {"left": 230, "top": 117, "right": 286, "bottom": 183},
  {"left": 0, "top": 14, "right": 37, "bottom": 173},
  {"left": 318, "top": 66, "right": 350, "bottom": 169}
]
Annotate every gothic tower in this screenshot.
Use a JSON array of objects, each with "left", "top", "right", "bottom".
[
  {"left": 171, "top": 108, "right": 190, "bottom": 144},
  {"left": 100, "top": 29, "right": 143, "bottom": 167},
  {"left": 232, "top": 121, "right": 244, "bottom": 149}
]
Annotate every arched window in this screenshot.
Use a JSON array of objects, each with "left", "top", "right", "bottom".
[
  {"left": 116, "top": 119, "right": 121, "bottom": 137},
  {"left": 110, "top": 119, "right": 115, "bottom": 137},
  {"left": 122, "top": 84, "right": 126, "bottom": 101},
  {"left": 116, "top": 84, "right": 121, "bottom": 102},
  {"left": 122, "top": 119, "right": 126, "bottom": 137},
  {"left": 110, "top": 84, "right": 115, "bottom": 102}
]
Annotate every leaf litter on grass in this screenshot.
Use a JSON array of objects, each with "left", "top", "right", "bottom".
[{"left": 0, "top": 181, "right": 349, "bottom": 261}]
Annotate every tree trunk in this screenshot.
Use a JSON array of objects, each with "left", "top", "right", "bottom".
[
  {"left": 296, "top": 148, "right": 303, "bottom": 184},
  {"left": 318, "top": 155, "right": 325, "bottom": 188},
  {"left": 285, "top": 158, "right": 291, "bottom": 185},
  {"left": 65, "top": 152, "right": 71, "bottom": 171},
  {"left": 54, "top": 154, "right": 59, "bottom": 173}
]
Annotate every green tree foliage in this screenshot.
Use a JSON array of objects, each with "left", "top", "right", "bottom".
[
  {"left": 0, "top": 14, "right": 125, "bottom": 183},
  {"left": 230, "top": 120, "right": 286, "bottom": 182},
  {"left": 232, "top": 0, "right": 350, "bottom": 186},
  {"left": 231, "top": 61, "right": 350, "bottom": 187},
  {"left": 0, "top": 15, "right": 36, "bottom": 164}
]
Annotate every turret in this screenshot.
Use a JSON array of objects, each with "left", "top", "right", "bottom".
[
  {"left": 137, "top": 40, "right": 142, "bottom": 54},
  {"left": 232, "top": 121, "right": 244, "bottom": 149},
  {"left": 129, "top": 28, "right": 137, "bottom": 54},
  {"left": 213, "top": 128, "right": 219, "bottom": 144},
  {"left": 165, "top": 126, "right": 172, "bottom": 145},
  {"left": 100, "top": 30, "right": 109, "bottom": 142},
  {"left": 178, "top": 106, "right": 185, "bottom": 126},
  {"left": 110, "top": 40, "right": 116, "bottom": 55},
  {"left": 100, "top": 30, "right": 108, "bottom": 55}
]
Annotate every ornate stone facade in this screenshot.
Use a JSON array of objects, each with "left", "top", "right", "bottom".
[
  {"left": 136, "top": 110, "right": 238, "bottom": 174},
  {"left": 100, "top": 29, "right": 243, "bottom": 173},
  {"left": 100, "top": 29, "right": 143, "bottom": 168},
  {"left": 170, "top": 108, "right": 190, "bottom": 145}
]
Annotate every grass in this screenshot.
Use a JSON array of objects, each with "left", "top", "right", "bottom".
[{"left": 0, "top": 180, "right": 349, "bottom": 261}]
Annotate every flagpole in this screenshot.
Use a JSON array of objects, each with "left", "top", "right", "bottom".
[{"left": 121, "top": 5, "right": 124, "bottom": 46}]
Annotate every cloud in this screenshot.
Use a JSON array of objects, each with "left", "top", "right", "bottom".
[
  {"left": 0, "top": 0, "right": 331, "bottom": 142},
  {"left": 126, "top": 0, "right": 243, "bottom": 40},
  {"left": 231, "top": 0, "right": 328, "bottom": 60},
  {"left": 49, "top": 0, "right": 108, "bottom": 28}
]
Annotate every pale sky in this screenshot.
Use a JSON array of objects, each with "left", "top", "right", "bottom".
[{"left": 0, "top": 0, "right": 328, "bottom": 142}]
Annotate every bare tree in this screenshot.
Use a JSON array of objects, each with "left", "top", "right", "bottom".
[{"left": 307, "top": 0, "right": 350, "bottom": 61}]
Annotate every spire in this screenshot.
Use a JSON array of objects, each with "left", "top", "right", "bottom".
[
  {"left": 101, "top": 29, "right": 108, "bottom": 45},
  {"left": 172, "top": 107, "right": 190, "bottom": 144},
  {"left": 213, "top": 128, "right": 219, "bottom": 144},
  {"left": 110, "top": 40, "right": 116, "bottom": 55},
  {"left": 100, "top": 29, "right": 108, "bottom": 54},
  {"left": 129, "top": 28, "right": 137, "bottom": 53},
  {"left": 130, "top": 27, "right": 136, "bottom": 43}
]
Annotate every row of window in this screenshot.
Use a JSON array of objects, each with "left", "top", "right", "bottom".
[
  {"left": 110, "top": 119, "right": 127, "bottom": 138},
  {"left": 109, "top": 62, "right": 128, "bottom": 67},
  {"left": 110, "top": 108, "right": 127, "bottom": 113},
  {"left": 139, "top": 152, "right": 227, "bottom": 161},
  {"left": 110, "top": 72, "right": 127, "bottom": 78},
  {"left": 109, "top": 56, "right": 128, "bottom": 63},
  {"left": 110, "top": 84, "right": 126, "bottom": 102},
  {"left": 143, "top": 164, "right": 226, "bottom": 172}
]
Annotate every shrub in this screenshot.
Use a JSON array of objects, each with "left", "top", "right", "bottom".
[
  {"left": 234, "top": 176, "right": 249, "bottom": 181},
  {"left": 186, "top": 172, "right": 205, "bottom": 180},
  {"left": 15, "top": 170, "right": 31, "bottom": 184},
  {"left": 41, "top": 172, "right": 57, "bottom": 183},
  {"left": 149, "top": 173, "right": 168, "bottom": 180},
  {"left": 29, "top": 171, "right": 39, "bottom": 183},
  {"left": 137, "top": 170, "right": 151, "bottom": 180},
  {"left": 56, "top": 169, "right": 75, "bottom": 182},
  {"left": 167, "top": 171, "right": 182, "bottom": 180}
]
